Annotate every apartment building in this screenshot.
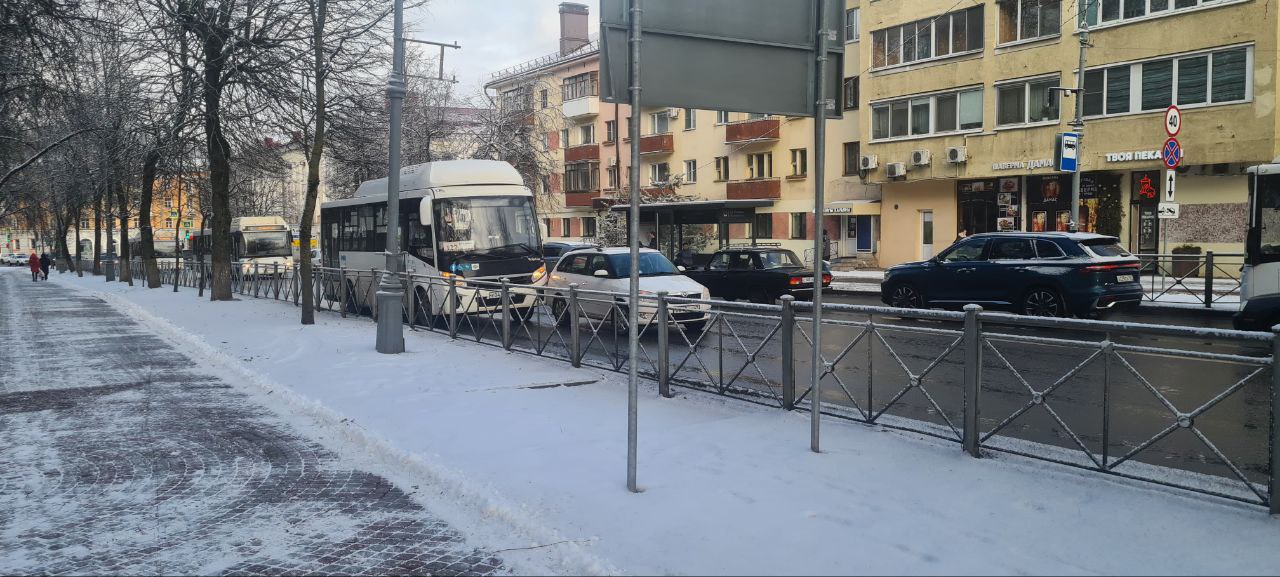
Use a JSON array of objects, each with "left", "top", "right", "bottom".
[
  {"left": 858, "top": 0, "right": 1276, "bottom": 266},
  {"left": 485, "top": 2, "right": 877, "bottom": 262}
]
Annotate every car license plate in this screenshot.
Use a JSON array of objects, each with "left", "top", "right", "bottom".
[{"left": 1116, "top": 274, "right": 1135, "bottom": 283}]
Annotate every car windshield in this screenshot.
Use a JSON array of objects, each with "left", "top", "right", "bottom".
[
  {"left": 1082, "top": 239, "right": 1131, "bottom": 257},
  {"left": 758, "top": 250, "right": 804, "bottom": 269},
  {"left": 436, "top": 196, "right": 540, "bottom": 261},
  {"left": 606, "top": 252, "right": 680, "bottom": 277},
  {"left": 242, "top": 231, "right": 293, "bottom": 258}
]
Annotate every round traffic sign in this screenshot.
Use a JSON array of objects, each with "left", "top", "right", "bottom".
[
  {"left": 1162, "top": 137, "right": 1183, "bottom": 169},
  {"left": 1165, "top": 105, "right": 1182, "bottom": 137}
]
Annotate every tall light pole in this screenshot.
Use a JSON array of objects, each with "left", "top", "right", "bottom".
[
  {"left": 1068, "top": 4, "right": 1090, "bottom": 233},
  {"left": 375, "top": 0, "right": 409, "bottom": 353}
]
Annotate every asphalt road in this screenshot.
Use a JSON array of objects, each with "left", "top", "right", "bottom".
[{"left": 435, "top": 291, "right": 1269, "bottom": 499}]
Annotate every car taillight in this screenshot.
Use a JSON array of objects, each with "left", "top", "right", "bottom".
[
  {"left": 1079, "top": 264, "right": 1139, "bottom": 274},
  {"left": 789, "top": 276, "right": 803, "bottom": 286},
  {"left": 822, "top": 273, "right": 832, "bottom": 285}
]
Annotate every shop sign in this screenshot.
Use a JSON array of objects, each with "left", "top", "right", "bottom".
[
  {"left": 825, "top": 206, "right": 853, "bottom": 214},
  {"left": 992, "top": 159, "right": 1054, "bottom": 171},
  {"left": 1105, "top": 150, "right": 1161, "bottom": 163}
]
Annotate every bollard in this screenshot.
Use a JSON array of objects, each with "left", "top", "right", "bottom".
[
  {"left": 1271, "top": 325, "right": 1280, "bottom": 515},
  {"left": 569, "top": 284, "right": 582, "bottom": 368},
  {"left": 501, "top": 278, "right": 513, "bottom": 350},
  {"left": 447, "top": 280, "right": 459, "bottom": 339},
  {"left": 273, "top": 263, "right": 280, "bottom": 300},
  {"left": 1204, "top": 251, "right": 1215, "bottom": 308},
  {"left": 657, "top": 292, "right": 671, "bottom": 398},
  {"left": 963, "top": 304, "right": 984, "bottom": 458},
  {"left": 339, "top": 267, "right": 348, "bottom": 318},
  {"left": 780, "top": 295, "right": 796, "bottom": 410}
]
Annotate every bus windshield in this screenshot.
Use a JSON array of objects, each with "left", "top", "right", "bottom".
[
  {"left": 435, "top": 196, "right": 540, "bottom": 262},
  {"left": 242, "top": 231, "right": 293, "bottom": 258}
]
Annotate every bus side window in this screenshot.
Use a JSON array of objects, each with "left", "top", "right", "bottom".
[{"left": 407, "top": 214, "right": 434, "bottom": 265}]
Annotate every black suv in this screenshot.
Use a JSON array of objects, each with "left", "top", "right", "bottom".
[{"left": 881, "top": 232, "right": 1143, "bottom": 317}]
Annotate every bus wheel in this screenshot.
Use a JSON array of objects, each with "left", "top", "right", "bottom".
[
  {"left": 344, "top": 280, "right": 361, "bottom": 315},
  {"left": 414, "top": 287, "right": 440, "bottom": 328}
]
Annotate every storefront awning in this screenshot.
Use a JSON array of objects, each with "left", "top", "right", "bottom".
[{"left": 824, "top": 200, "right": 881, "bottom": 216}]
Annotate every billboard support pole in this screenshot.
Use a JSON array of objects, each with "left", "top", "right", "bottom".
[
  {"left": 626, "top": 0, "right": 643, "bottom": 494},
  {"left": 810, "top": 0, "right": 829, "bottom": 453}
]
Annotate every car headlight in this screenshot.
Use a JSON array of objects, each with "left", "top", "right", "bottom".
[{"left": 531, "top": 264, "right": 547, "bottom": 284}]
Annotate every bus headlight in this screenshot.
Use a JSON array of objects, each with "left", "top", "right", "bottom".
[{"left": 531, "top": 265, "right": 547, "bottom": 284}]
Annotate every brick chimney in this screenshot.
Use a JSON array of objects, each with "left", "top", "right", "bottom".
[{"left": 559, "top": 3, "right": 590, "bottom": 56}]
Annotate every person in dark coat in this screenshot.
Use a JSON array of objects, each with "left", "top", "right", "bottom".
[
  {"left": 39, "top": 253, "right": 51, "bottom": 280},
  {"left": 28, "top": 252, "right": 40, "bottom": 282}
]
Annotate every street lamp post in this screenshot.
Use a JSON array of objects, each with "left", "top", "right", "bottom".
[{"left": 375, "top": 0, "right": 409, "bottom": 354}]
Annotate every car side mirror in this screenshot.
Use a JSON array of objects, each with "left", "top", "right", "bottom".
[
  {"left": 419, "top": 196, "right": 434, "bottom": 228},
  {"left": 593, "top": 269, "right": 609, "bottom": 278}
]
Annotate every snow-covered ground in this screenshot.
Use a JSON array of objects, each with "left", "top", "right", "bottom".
[{"left": 43, "top": 269, "right": 1280, "bottom": 575}]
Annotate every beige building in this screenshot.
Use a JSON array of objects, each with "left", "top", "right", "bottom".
[
  {"left": 486, "top": 2, "right": 876, "bottom": 263},
  {"left": 859, "top": 0, "right": 1275, "bottom": 266}
]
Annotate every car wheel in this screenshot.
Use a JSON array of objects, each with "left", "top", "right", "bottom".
[
  {"left": 888, "top": 283, "right": 925, "bottom": 309},
  {"left": 550, "top": 296, "right": 572, "bottom": 327},
  {"left": 1023, "top": 287, "right": 1065, "bottom": 317}
]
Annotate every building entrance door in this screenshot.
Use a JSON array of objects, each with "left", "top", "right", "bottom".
[{"left": 920, "top": 211, "right": 935, "bottom": 260}]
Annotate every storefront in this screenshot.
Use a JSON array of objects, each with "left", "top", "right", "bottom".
[
  {"left": 957, "top": 178, "right": 1023, "bottom": 234},
  {"left": 824, "top": 200, "right": 881, "bottom": 259}
]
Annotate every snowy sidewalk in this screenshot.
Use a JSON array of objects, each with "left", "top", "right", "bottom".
[{"left": 47, "top": 269, "right": 1280, "bottom": 575}]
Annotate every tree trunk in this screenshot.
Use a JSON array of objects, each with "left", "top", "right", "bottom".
[
  {"left": 75, "top": 211, "right": 83, "bottom": 276},
  {"left": 116, "top": 180, "right": 132, "bottom": 285},
  {"left": 300, "top": 0, "right": 328, "bottom": 325},
  {"left": 204, "top": 32, "right": 234, "bottom": 301},
  {"left": 93, "top": 191, "right": 102, "bottom": 275},
  {"left": 140, "top": 149, "right": 162, "bottom": 288}
]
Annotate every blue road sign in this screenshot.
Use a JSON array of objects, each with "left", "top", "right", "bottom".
[
  {"left": 1056, "top": 132, "right": 1080, "bottom": 172},
  {"left": 1162, "top": 138, "right": 1183, "bottom": 169}
]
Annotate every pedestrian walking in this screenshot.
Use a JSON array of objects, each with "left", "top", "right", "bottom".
[
  {"left": 647, "top": 231, "right": 658, "bottom": 250},
  {"left": 28, "top": 251, "right": 40, "bottom": 282},
  {"left": 39, "top": 252, "right": 51, "bottom": 280}
]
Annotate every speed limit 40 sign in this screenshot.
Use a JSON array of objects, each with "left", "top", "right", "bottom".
[{"left": 1165, "top": 105, "right": 1181, "bottom": 137}]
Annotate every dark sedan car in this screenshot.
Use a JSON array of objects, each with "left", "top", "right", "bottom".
[
  {"left": 881, "top": 232, "right": 1143, "bottom": 317},
  {"left": 686, "top": 247, "right": 833, "bottom": 303}
]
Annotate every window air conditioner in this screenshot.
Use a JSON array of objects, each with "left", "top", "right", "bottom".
[
  {"left": 667, "top": 108, "right": 680, "bottom": 119},
  {"left": 608, "top": 157, "right": 618, "bottom": 167},
  {"left": 946, "top": 146, "right": 968, "bottom": 164},
  {"left": 911, "top": 149, "right": 932, "bottom": 167},
  {"left": 859, "top": 155, "right": 879, "bottom": 170},
  {"left": 886, "top": 162, "right": 908, "bottom": 178}
]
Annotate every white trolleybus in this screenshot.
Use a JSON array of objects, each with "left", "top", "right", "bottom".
[
  {"left": 188, "top": 216, "right": 295, "bottom": 276},
  {"left": 1238, "top": 163, "right": 1280, "bottom": 330},
  {"left": 319, "top": 159, "right": 545, "bottom": 321}
]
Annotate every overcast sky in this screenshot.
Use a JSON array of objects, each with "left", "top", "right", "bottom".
[{"left": 406, "top": 0, "right": 601, "bottom": 102}]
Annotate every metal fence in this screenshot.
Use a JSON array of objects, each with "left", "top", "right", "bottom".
[
  {"left": 99, "top": 258, "right": 1280, "bottom": 512},
  {"left": 1134, "top": 251, "right": 1243, "bottom": 307}
]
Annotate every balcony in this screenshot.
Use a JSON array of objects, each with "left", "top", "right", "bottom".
[
  {"left": 726, "top": 178, "right": 781, "bottom": 200},
  {"left": 562, "top": 97, "right": 599, "bottom": 120},
  {"left": 564, "top": 144, "right": 600, "bottom": 163},
  {"left": 565, "top": 192, "right": 598, "bottom": 207},
  {"left": 638, "top": 133, "right": 674, "bottom": 156},
  {"left": 725, "top": 117, "right": 781, "bottom": 144}
]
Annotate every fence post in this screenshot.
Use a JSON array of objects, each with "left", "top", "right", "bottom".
[
  {"left": 657, "top": 292, "right": 671, "bottom": 398},
  {"left": 369, "top": 268, "right": 378, "bottom": 322},
  {"left": 780, "top": 295, "right": 796, "bottom": 411},
  {"left": 1271, "top": 325, "right": 1280, "bottom": 515},
  {"left": 569, "top": 284, "right": 582, "bottom": 368},
  {"left": 198, "top": 262, "right": 205, "bottom": 297},
  {"left": 963, "top": 304, "right": 983, "bottom": 458},
  {"left": 501, "top": 277, "right": 513, "bottom": 350},
  {"left": 1204, "top": 251, "right": 1215, "bottom": 308},
  {"left": 406, "top": 274, "right": 417, "bottom": 327},
  {"left": 339, "top": 267, "right": 348, "bottom": 318},
  {"left": 447, "top": 280, "right": 459, "bottom": 339}
]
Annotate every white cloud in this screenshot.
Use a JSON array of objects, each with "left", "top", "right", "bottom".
[{"left": 406, "top": 0, "right": 601, "bottom": 102}]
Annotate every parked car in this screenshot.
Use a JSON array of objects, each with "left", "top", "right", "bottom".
[
  {"left": 685, "top": 247, "right": 832, "bottom": 303},
  {"left": 542, "top": 241, "right": 595, "bottom": 271},
  {"left": 0, "top": 253, "right": 16, "bottom": 265},
  {"left": 880, "top": 232, "right": 1144, "bottom": 318},
  {"left": 543, "top": 246, "right": 712, "bottom": 332},
  {"left": 11, "top": 253, "right": 30, "bottom": 267}
]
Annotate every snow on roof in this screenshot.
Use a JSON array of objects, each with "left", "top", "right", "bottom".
[{"left": 352, "top": 160, "right": 523, "bottom": 198}]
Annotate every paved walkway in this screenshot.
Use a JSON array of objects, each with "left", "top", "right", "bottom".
[{"left": 0, "top": 270, "right": 506, "bottom": 576}]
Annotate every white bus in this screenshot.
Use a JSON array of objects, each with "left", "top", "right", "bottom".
[
  {"left": 320, "top": 159, "right": 545, "bottom": 320},
  {"left": 1236, "top": 163, "right": 1280, "bottom": 330},
  {"left": 189, "top": 216, "right": 295, "bottom": 275}
]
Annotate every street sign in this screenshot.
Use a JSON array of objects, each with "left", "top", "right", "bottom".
[
  {"left": 599, "top": 0, "right": 844, "bottom": 118},
  {"left": 1055, "top": 132, "right": 1080, "bottom": 172},
  {"left": 1162, "top": 138, "right": 1183, "bottom": 169},
  {"left": 1158, "top": 202, "right": 1180, "bottom": 219},
  {"left": 1165, "top": 105, "right": 1182, "bottom": 137},
  {"left": 1165, "top": 170, "right": 1176, "bottom": 202}
]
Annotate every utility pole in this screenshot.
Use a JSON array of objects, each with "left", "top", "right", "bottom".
[
  {"left": 1068, "top": 3, "right": 1091, "bottom": 233},
  {"left": 625, "top": 0, "right": 642, "bottom": 494},
  {"left": 810, "top": 0, "right": 831, "bottom": 453}
]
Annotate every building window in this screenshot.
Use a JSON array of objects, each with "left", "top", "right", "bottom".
[
  {"left": 540, "top": 89, "right": 549, "bottom": 108},
  {"left": 872, "top": 87, "right": 983, "bottom": 140},
  {"left": 747, "top": 152, "right": 773, "bottom": 179},
  {"left": 561, "top": 72, "right": 597, "bottom": 101},
  {"left": 650, "top": 111, "right": 670, "bottom": 134},
  {"left": 649, "top": 162, "right": 670, "bottom": 185},
  {"left": 559, "top": 128, "right": 570, "bottom": 147},
  {"left": 579, "top": 123, "right": 595, "bottom": 145},
  {"left": 1082, "top": 46, "right": 1251, "bottom": 117},
  {"left": 606, "top": 166, "right": 619, "bottom": 189},
  {"left": 683, "top": 109, "right": 696, "bottom": 130},
  {"left": 998, "top": 0, "right": 1061, "bottom": 45},
  {"left": 790, "top": 213, "right": 808, "bottom": 240},
  {"left": 843, "top": 76, "right": 860, "bottom": 110},
  {"left": 996, "top": 75, "right": 1061, "bottom": 126},
  {"left": 164, "top": 199, "right": 173, "bottom": 209},
  {"left": 605, "top": 120, "right": 617, "bottom": 143},
  {"left": 1082, "top": 0, "right": 1243, "bottom": 28},
  {"left": 183, "top": 221, "right": 193, "bottom": 229},
  {"left": 565, "top": 163, "right": 599, "bottom": 193},
  {"left": 872, "top": 5, "right": 984, "bottom": 69},
  {"left": 543, "top": 218, "right": 551, "bottom": 236},
  {"left": 582, "top": 217, "right": 597, "bottom": 237},
  {"left": 561, "top": 218, "right": 571, "bottom": 238},
  {"left": 683, "top": 159, "right": 698, "bottom": 183},
  {"left": 541, "top": 175, "right": 552, "bottom": 194},
  {"left": 754, "top": 213, "right": 773, "bottom": 239},
  {"left": 716, "top": 110, "right": 731, "bottom": 124},
  {"left": 165, "top": 218, "right": 173, "bottom": 228},
  {"left": 790, "top": 149, "right": 807, "bottom": 176},
  {"left": 845, "top": 8, "right": 860, "bottom": 42},
  {"left": 843, "top": 142, "right": 861, "bottom": 176},
  {"left": 715, "top": 156, "right": 730, "bottom": 181}
]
